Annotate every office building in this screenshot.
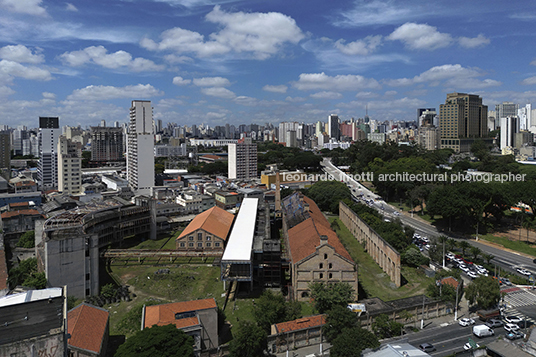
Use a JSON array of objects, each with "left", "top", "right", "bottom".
[
  {"left": 328, "top": 114, "right": 340, "bottom": 140},
  {"left": 418, "top": 108, "right": 436, "bottom": 123},
  {"left": 58, "top": 137, "right": 82, "bottom": 195},
  {"left": 518, "top": 104, "right": 532, "bottom": 131},
  {"left": 439, "top": 93, "right": 488, "bottom": 153},
  {"left": 0, "top": 132, "right": 10, "bottom": 172},
  {"left": 500, "top": 116, "right": 518, "bottom": 151},
  {"left": 419, "top": 109, "right": 436, "bottom": 127},
  {"left": 127, "top": 100, "right": 154, "bottom": 193},
  {"left": 495, "top": 102, "right": 518, "bottom": 129},
  {"left": 38, "top": 117, "right": 61, "bottom": 190},
  {"left": 228, "top": 137, "right": 257, "bottom": 180},
  {"left": 90, "top": 126, "right": 124, "bottom": 162}
]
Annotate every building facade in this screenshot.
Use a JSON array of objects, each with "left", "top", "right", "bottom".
[
  {"left": 127, "top": 100, "right": 154, "bottom": 194},
  {"left": 495, "top": 101, "right": 518, "bottom": 129},
  {"left": 228, "top": 137, "right": 257, "bottom": 180},
  {"left": 38, "top": 117, "right": 61, "bottom": 190},
  {"left": 328, "top": 114, "right": 340, "bottom": 141},
  {"left": 58, "top": 137, "right": 82, "bottom": 195},
  {"left": 90, "top": 127, "right": 124, "bottom": 162},
  {"left": 0, "top": 132, "right": 10, "bottom": 178}
]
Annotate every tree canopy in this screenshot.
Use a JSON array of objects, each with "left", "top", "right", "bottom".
[
  {"left": 114, "top": 324, "right": 194, "bottom": 357},
  {"left": 305, "top": 181, "right": 351, "bottom": 214},
  {"left": 330, "top": 326, "right": 380, "bottom": 357},
  {"left": 310, "top": 282, "right": 354, "bottom": 313},
  {"left": 228, "top": 321, "right": 267, "bottom": 357},
  {"left": 16, "top": 231, "right": 35, "bottom": 248},
  {"left": 8, "top": 258, "right": 47, "bottom": 290},
  {"left": 465, "top": 276, "right": 500, "bottom": 309},
  {"left": 252, "top": 290, "right": 301, "bottom": 333}
]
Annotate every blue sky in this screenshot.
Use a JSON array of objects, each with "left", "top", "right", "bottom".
[{"left": 1, "top": 0, "right": 536, "bottom": 128}]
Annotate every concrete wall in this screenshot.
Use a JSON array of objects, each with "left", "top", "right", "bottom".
[
  {"left": 197, "top": 307, "right": 219, "bottom": 351},
  {"left": 339, "top": 201, "right": 401, "bottom": 287},
  {"left": 0, "top": 333, "right": 65, "bottom": 357}
]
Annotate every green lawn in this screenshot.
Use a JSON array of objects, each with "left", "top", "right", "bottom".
[
  {"left": 129, "top": 230, "right": 182, "bottom": 250},
  {"left": 477, "top": 233, "right": 536, "bottom": 257},
  {"left": 330, "top": 217, "right": 433, "bottom": 301}
]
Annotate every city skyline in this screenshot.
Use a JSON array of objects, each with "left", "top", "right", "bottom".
[{"left": 0, "top": 0, "right": 536, "bottom": 128}]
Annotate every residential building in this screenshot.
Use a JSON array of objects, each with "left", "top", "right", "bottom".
[
  {"left": 127, "top": 100, "right": 155, "bottom": 194},
  {"left": 515, "top": 130, "right": 533, "bottom": 149},
  {"left": 38, "top": 116, "right": 61, "bottom": 190},
  {"left": 228, "top": 137, "right": 257, "bottom": 180},
  {"left": 143, "top": 298, "right": 219, "bottom": 354},
  {"left": 176, "top": 206, "right": 234, "bottom": 251},
  {"left": 0, "top": 236, "right": 7, "bottom": 297},
  {"left": 439, "top": 93, "right": 488, "bottom": 152},
  {"left": 418, "top": 108, "right": 436, "bottom": 124},
  {"left": 1, "top": 209, "right": 43, "bottom": 234},
  {"left": 214, "top": 190, "right": 243, "bottom": 209},
  {"left": 368, "top": 132, "right": 386, "bottom": 144},
  {"left": 0, "top": 132, "right": 10, "bottom": 180},
  {"left": 58, "top": 136, "right": 82, "bottom": 195},
  {"left": 518, "top": 104, "right": 532, "bottom": 131},
  {"left": 328, "top": 114, "right": 340, "bottom": 140},
  {"left": 417, "top": 126, "right": 441, "bottom": 151},
  {"left": 90, "top": 126, "right": 124, "bottom": 162},
  {"left": 500, "top": 116, "right": 518, "bottom": 151},
  {"left": 68, "top": 303, "right": 109, "bottom": 357},
  {"left": 282, "top": 193, "right": 358, "bottom": 301}
]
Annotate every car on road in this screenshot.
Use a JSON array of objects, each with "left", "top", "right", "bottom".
[
  {"left": 504, "top": 315, "right": 523, "bottom": 324},
  {"left": 516, "top": 268, "right": 531, "bottom": 276},
  {"left": 500, "top": 278, "right": 512, "bottom": 286},
  {"left": 517, "top": 320, "right": 534, "bottom": 328},
  {"left": 504, "top": 323, "right": 520, "bottom": 332},
  {"left": 485, "top": 319, "right": 504, "bottom": 328},
  {"left": 459, "top": 318, "right": 476, "bottom": 327},
  {"left": 506, "top": 331, "right": 525, "bottom": 340},
  {"left": 464, "top": 342, "right": 480, "bottom": 350},
  {"left": 419, "top": 343, "right": 435, "bottom": 353},
  {"left": 467, "top": 271, "right": 478, "bottom": 279}
]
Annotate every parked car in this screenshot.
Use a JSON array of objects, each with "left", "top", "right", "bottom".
[
  {"left": 516, "top": 268, "right": 531, "bottom": 276},
  {"left": 459, "top": 318, "right": 476, "bottom": 327},
  {"left": 419, "top": 343, "right": 435, "bottom": 353},
  {"left": 467, "top": 271, "right": 478, "bottom": 279},
  {"left": 473, "top": 325, "right": 495, "bottom": 337},
  {"left": 464, "top": 342, "right": 480, "bottom": 350},
  {"left": 506, "top": 331, "right": 525, "bottom": 340},
  {"left": 485, "top": 319, "right": 503, "bottom": 328},
  {"left": 501, "top": 278, "right": 512, "bottom": 286},
  {"left": 504, "top": 323, "right": 520, "bottom": 332},
  {"left": 504, "top": 315, "right": 522, "bottom": 324}
]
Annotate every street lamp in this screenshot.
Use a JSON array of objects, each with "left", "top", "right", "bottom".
[{"left": 454, "top": 281, "right": 460, "bottom": 321}]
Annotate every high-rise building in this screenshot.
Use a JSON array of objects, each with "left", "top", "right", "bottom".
[
  {"left": 127, "top": 100, "right": 154, "bottom": 193},
  {"left": 500, "top": 116, "right": 518, "bottom": 150},
  {"left": 328, "top": 114, "right": 340, "bottom": 140},
  {"left": 518, "top": 104, "right": 532, "bottom": 131},
  {"left": 90, "top": 126, "right": 124, "bottom": 162},
  {"left": 439, "top": 93, "right": 488, "bottom": 152},
  {"left": 0, "top": 131, "right": 10, "bottom": 180},
  {"left": 495, "top": 102, "right": 518, "bottom": 129},
  {"left": 419, "top": 109, "right": 436, "bottom": 127},
  {"left": 228, "top": 137, "right": 257, "bottom": 180},
  {"left": 58, "top": 136, "right": 82, "bottom": 195},
  {"left": 38, "top": 117, "right": 60, "bottom": 190}
]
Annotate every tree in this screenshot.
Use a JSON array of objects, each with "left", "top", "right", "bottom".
[
  {"left": 228, "top": 321, "right": 267, "bottom": 357},
  {"left": 309, "top": 282, "right": 354, "bottom": 313},
  {"left": 482, "top": 253, "right": 495, "bottom": 265},
  {"left": 458, "top": 241, "right": 471, "bottom": 257},
  {"left": 323, "top": 305, "right": 358, "bottom": 342},
  {"left": 330, "top": 327, "right": 379, "bottom": 357},
  {"left": 465, "top": 277, "right": 500, "bottom": 309},
  {"left": 16, "top": 231, "right": 35, "bottom": 248},
  {"left": 8, "top": 257, "right": 40, "bottom": 289},
  {"left": 22, "top": 272, "right": 47, "bottom": 289},
  {"left": 114, "top": 324, "right": 194, "bottom": 357},
  {"left": 401, "top": 247, "right": 429, "bottom": 267},
  {"left": 305, "top": 181, "right": 351, "bottom": 214},
  {"left": 372, "top": 314, "right": 404, "bottom": 339},
  {"left": 252, "top": 290, "right": 301, "bottom": 333},
  {"left": 470, "top": 246, "right": 482, "bottom": 261}
]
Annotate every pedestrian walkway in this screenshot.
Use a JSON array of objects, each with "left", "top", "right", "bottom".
[{"left": 503, "top": 289, "right": 536, "bottom": 308}]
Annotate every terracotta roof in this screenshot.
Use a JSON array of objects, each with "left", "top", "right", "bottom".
[
  {"left": 200, "top": 154, "right": 221, "bottom": 160},
  {"left": 440, "top": 277, "right": 459, "bottom": 290},
  {"left": 9, "top": 202, "right": 29, "bottom": 208},
  {"left": 177, "top": 206, "right": 234, "bottom": 240},
  {"left": 274, "top": 315, "right": 326, "bottom": 334},
  {"left": 144, "top": 298, "right": 217, "bottom": 329},
  {"left": 15, "top": 181, "right": 36, "bottom": 187},
  {"left": 68, "top": 303, "right": 109, "bottom": 354},
  {"left": 0, "top": 249, "right": 7, "bottom": 291},
  {"left": 1, "top": 209, "right": 42, "bottom": 219},
  {"left": 287, "top": 196, "right": 352, "bottom": 263}
]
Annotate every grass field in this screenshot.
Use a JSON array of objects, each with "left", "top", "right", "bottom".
[{"left": 477, "top": 233, "right": 536, "bottom": 257}]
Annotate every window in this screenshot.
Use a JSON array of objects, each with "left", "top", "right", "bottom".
[
  {"left": 319, "top": 273, "right": 323, "bottom": 279},
  {"left": 215, "top": 242, "right": 220, "bottom": 247},
  {"left": 197, "top": 233, "right": 203, "bottom": 241},
  {"left": 180, "top": 242, "right": 185, "bottom": 247},
  {"left": 189, "top": 236, "right": 194, "bottom": 241},
  {"left": 206, "top": 242, "right": 211, "bottom": 247},
  {"left": 86, "top": 273, "right": 90, "bottom": 280},
  {"left": 85, "top": 288, "right": 90, "bottom": 296},
  {"left": 206, "top": 236, "right": 211, "bottom": 241},
  {"left": 329, "top": 263, "right": 332, "bottom": 269},
  {"left": 301, "top": 292, "right": 309, "bottom": 298},
  {"left": 324, "top": 253, "right": 327, "bottom": 259},
  {"left": 188, "top": 242, "right": 194, "bottom": 247},
  {"left": 197, "top": 242, "right": 203, "bottom": 248},
  {"left": 319, "top": 263, "right": 323, "bottom": 269},
  {"left": 329, "top": 273, "right": 333, "bottom": 279}
]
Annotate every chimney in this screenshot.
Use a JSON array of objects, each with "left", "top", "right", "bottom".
[
  {"left": 320, "top": 235, "right": 328, "bottom": 243},
  {"left": 304, "top": 203, "right": 309, "bottom": 212}
]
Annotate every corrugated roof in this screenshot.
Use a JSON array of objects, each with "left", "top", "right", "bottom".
[
  {"left": 144, "top": 298, "right": 217, "bottom": 329},
  {"left": 287, "top": 196, "right": 352, "bottom": 263},
  {"left": 177, "top": 206, "right": 235, "bottom": 240},
  {"left": 221, "top": 198, "right": 259, "bottom": 262},
  {"left": 274, "top": 315, "right": 326, "bottom": 333},
  {"left": 1, "top": 209, "right": 42, "bottom": 219},
  {"left": 68, "top": 303, "right": 109, "bottom": 354}
]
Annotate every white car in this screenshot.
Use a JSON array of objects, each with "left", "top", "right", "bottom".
[
  {"left": 446, "top": 253, "right": 455, "bottom": 259},
  {"left": 504, "top": 315, "right": 523, "bottom": 324},
  {"left": 516, "top": 268, "right": 531, "bottom": 276},
  {"left": 464, "top": 342, "right": 480, "bottom": 351},
  {"left": 460, "top": 266, "right": 469, "bottom": 273},
  {"left": 504, "top": 323, "right": 520, "bottom": 332},
  {"left": 459, "top": 318, "right": 475, "bottom": 327},
  {"left": 477, "top": 269, "right": 488, "bottom": 276},
  {"left": 467, "top": 271, "right": 478, "bottom": 279}
]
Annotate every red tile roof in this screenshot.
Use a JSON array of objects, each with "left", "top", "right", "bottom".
[
  {"left": 287, "top": 196, "right": 352, "bottom": 263},
  {"left": 200, "top": 154, "right": 221, "bottom": 160},
  {"left": 68, "top": 303, "right": 109, "bottom": 354},
  {"left": 274, "top": 315, "right": 326, "bottom": 334},
  {"left": 177, "top": 206, "right": 234, "bottom": 241},
  {"left": 144, "top": 298, "right": 217, "bottom": 329},
  {"left": 9, "top": 202, "right": 29, "bottom": 208},
  {"left": 440, "top": 277, "right": 460, "bottom": 290},
  {"left": 0, "top": 249, "right": 7, "bottom": 291},
  {"left": 1, "top": 209, "right": 43, "bottom": 219}
]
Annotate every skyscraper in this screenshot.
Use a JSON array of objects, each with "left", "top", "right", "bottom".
[
  {"left": 500, "top": 116, "right": 518, "bottom": 150},
  {"left": 228, "top": 137, "right": 257, "bottom": 180},
  {"left": 90, "top": 126, "right": 124, "bottom": 162},
  {"left": 518, "top": 104, "right": 532, "bottom": 131},
  {"left": 127, "top": 100, "right": 154, "bottom": 193},
  {"left": 495, "top": 102, "right": 518, "bottom": 128},
  {"left": 38, "top": 117, "right": 60, "bottom": 190},
  {"left": 58, "top": 136, "right": 82, "bottom": 195},
  {"left": 328, "top": 114, "right": 340, "bottom": 141},
  {"left": 0, "top": 131, "right": 10, "bottom": 180},
  {"left": 439, "top": 93, "right": 488, "bottom": 153}
]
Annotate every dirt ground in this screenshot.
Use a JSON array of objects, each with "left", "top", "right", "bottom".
[{"left": 493, "top": 227, "right": 536, "bottom": 245}]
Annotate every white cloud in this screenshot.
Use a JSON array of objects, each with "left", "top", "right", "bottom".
[
  {"left": 172, "top": 76, "right": 191, "bottom": 86},
  {"left": 65, "top": 3, "right": 77, "bottom": 11},
  {"left": 0, "top": 45, "right": 44, "bottom": 64},
  {"left": 42, "top": 92, "right": 55, "bottom": 99},
  {"left": 459, "top": 34, "right": 490, "bottom": 48},
  {"left": 0, "top": 0, "right": 47, "bottom": 16},
  {"left": 67, "top": 84, "right": 164, "bottom": 101},
  {"left": 310, "top": 91, "right": 343, "bottom": 99},
  {"left": 388, "top": 23, "right": 452, "bottom": 50},
  {"left": 200, "top": 87, "right": 236, "bottom": 99},
  {"left": 0, "top": 59, "right": 52, "bottom": 82},
  {"left": 263, "top": 84, "right": 287, "bottom": 93},
  {"left": 285, "top": 96, "right": 307, "bottom": 103},
  {"left": 355, "top": 91, "right": 379, "bottom": 99},
  {"left": 193, "top": 77, "right": 230, "bottom": 87},
  {"left": 333, "top": 0, "right": 426, "bottom": 27},
  {"left": 59, "top": 46, "right": 165, "bottom": 72},
  {"left": 530, "top": 59, "right": 536, "bottom": 66},
  {"left": 384, "top": 90, "right": 397, "bottom": 96},
  {"left": 141, "top": 5, "right": 304, "bottom": 59},
  {"left": 0, "top": 85, "right": 15, "bottom": 96},
  {"left": 521, "top": 76, "right": 536, "bottom": 85},
  {"left": 164, "top": 54, "right": 194, "bottom": 64},
  {"left": 334, "top": 35, "right": 382, "bottom": 56},
  {"left": 234, "top": 96, "right": 258, "bottom": 106},
  {"left": 292, "top": 72, "right": 380, "bottom": 91}
]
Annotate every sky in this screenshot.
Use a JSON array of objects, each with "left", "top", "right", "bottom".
[{"left": 1, "top": 0, "right": 536, "bottom": 129}]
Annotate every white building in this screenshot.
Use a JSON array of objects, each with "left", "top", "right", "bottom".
[
  {"left": 518, "top": 104, "right": 532, "bottom": 131},
  {"left": 500, "top": 116, "right": 518, "bottom": 151},
  {"left": 228, "top": 137, "right": 257, "bottom": 180},
  {"left": 127, "top": 100, "right": 154, "bottom": 194},
  {"left": 57, "top": 137, "right": 82, "bottom": 195},
  {"left": 38, "top": 117, "right": 61, "bottom": 190}
]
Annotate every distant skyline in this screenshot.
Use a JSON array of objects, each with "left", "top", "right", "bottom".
[{"left": 0, "top": 0, "right": 536, "bottom": 128}]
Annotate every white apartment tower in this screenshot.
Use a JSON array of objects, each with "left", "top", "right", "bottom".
[
  {"left": 38, "top": 117, "right": 61, "bottom": 190},
  {"left": 500, "top": 116, "right": 518, "bottom": 150},
  {"left": 518, "top": 104, "right": 532, "bottom": 131},
  {"left": 228, "top": 137, "right": 257, "bottom": 180},
  {"left": 127, "top": 100, "right": 155, "bottom": 194},
  {"left": 58, "top": 136, "right": 82, "bottom": 195}
]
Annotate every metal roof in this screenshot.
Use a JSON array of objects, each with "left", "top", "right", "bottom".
[
  {"left": 221, "top": 198, "right": 259, "bottom": 262},
  {"left": 0, "top": 287, "right": 63, "bottom": 307}
]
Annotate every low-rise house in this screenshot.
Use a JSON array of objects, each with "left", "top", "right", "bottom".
[
  {"left": 68, "top": 303, "right": 109, "bottom": 357},
  {"left": 1, "top": 209, "right": 44, "bottom": 234},
  {"left": 142, "top": 298, "right": 218, "bottom": 354},
  {"left": 214, "top": 190, "right": 243, "bottom": 210},
  {"left": 269, "top": 315, "right": 326, "bottom": 354}
]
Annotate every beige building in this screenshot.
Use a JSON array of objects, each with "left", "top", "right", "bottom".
[
  {"left": 418, "top": 126, "right": 441, "bottom": 150},
  {"left": 58, "top": 136, "right": 82, "bottom": 195}
]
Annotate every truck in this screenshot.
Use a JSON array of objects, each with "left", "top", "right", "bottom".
[
  {"left": 473, "top": 325, "right": 495, "bottom": 337},
  {"left": 477, "top": 308, "right": 500, "bottom": 321}
]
